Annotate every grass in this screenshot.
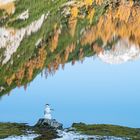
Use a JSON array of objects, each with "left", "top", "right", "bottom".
[
  {"left": 0, "top": 0, "right": 67, "bottom": 28},
  {"left": 0, "top": 122, "right": 30, "bottom": 139},
  {"left": 33, "top": 127, "right": 58, "bottom": 140},
  {"left": 0, "top": 122, "right": 59, "bottom": 140},
  {"left": 1, "top": 122, "right": 140, "bottom": 140},
  {"left": 73, "top": 123, "right": 140, "bottom": 140}
]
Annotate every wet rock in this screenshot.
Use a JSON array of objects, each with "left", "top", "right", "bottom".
[{"left": 35, "top": 118, "right": 63, "bottom": 130}]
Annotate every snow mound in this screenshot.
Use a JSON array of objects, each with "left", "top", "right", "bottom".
[{"left": 98, "top": 39, "right": 140, "bottom": 64}]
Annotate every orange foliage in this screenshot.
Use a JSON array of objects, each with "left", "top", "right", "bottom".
[
  {"left": 6, "top": 47, "right": 47, "bottom": 85},
  {"left": 0, "top": 2, "right": 15, "bottom": 15},
  {"left": 68, "top": 6, "right": 79, "bottom": 37},
  {"left": 81, "top": 1, "right": 140, "bottom": 46},
  {"left": 50, "top": 29, "right": 61, "bottom": 52}
]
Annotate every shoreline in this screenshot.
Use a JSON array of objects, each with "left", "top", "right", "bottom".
[{"left": 0, "top": 122, "right": 140, "bottom": 140}]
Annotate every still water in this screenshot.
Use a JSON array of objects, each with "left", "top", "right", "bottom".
[{"left": 0, "top": 57, "right": 140, "bottom": 128}]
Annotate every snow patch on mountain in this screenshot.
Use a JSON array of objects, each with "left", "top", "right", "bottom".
[
  {"left": 98, "top": 39, "right": 140, "bottom": 64},
  {"left": 0, "top": 14, "right": 45, "bottom": 64},
  {"left": 3, "top": 134, "right": 39, "bottom": 140}
]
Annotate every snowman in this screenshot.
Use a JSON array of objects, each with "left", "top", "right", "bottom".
[{"left": 44, "top": 104, "right": 53, "bottom": 120}]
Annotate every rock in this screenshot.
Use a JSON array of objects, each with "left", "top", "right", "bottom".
[{"left": 35, "top": 118, "right": 63, "bottom": 130}]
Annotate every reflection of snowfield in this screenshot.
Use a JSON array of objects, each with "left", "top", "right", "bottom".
[
  {"left": 54, "top": 130, "right": 130, "bottom": 140},
  {"left": 2, "top": 134, "right": 39, "bottom": 140},
  {"left": 0, "top": 14, "right": 45, "bottom": 64},
  {"left": 98, "top": 39, "right": 140, "bottom": 64}
]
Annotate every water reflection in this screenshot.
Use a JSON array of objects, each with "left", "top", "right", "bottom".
[{"left": 0, "top": 0, "right": 140, "bottom": 95}]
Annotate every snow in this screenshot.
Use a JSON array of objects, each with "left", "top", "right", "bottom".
[
  {"left": 17, "top": 10, "right": 29, "bottom": 20},
  {"left": 2, "top": 134, "right": 39, "bottom": 140},
  {"left": 1, "top": 130, "right": 130, "bottom": 140},
  {"left": 98, "top": 39, "right": 140, "bottom": 64},
  {"left": 54, "top": 130, "right": 130, "bottom": 140},
  {"left": 0, "top": 14, "right": 45, "bottom": 64}
]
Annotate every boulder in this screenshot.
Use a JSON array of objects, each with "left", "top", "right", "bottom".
[{"left": 35, "top": 118, "right": 63, "bottom": 130}]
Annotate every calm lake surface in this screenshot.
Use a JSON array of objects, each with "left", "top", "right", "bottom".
[{"left": 0, "top": 57, "right": 140, "bottom": 128}]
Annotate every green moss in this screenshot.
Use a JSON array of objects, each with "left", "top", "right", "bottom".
[
  {"left": 0, "top": 122, "right": 59, "bottom": 140},
  {"left": 73, "top": 123, "right": 140, "bottom": 139},
  {"left": 1, "top": 0, "right": 67, "bottom": 28},
  {"left": 0, "top": 123, "right": 30, "bottom": 139},
  {"left": 33, "top": 127, "right": 58, "bottom": 140}
]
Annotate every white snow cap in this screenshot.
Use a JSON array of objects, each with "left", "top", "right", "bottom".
[{"left": 98, "top": 39, "right": 140, "bottom": 64}]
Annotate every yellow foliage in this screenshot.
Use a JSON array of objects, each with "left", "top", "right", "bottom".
[
  {"left": 87, "top": 8, "right": 95, "bottom": 24},
  {"left": 71, "top": 6, "right": 78, "bottom": 18},
  {"left": 6, "top": 47, "right": 47, "bottom": 84},
  {"left": 50, "top": 29, "right": 61, "bottom": 52},
  {"left": 68, "top": 6, "right": 79, "bottom": 37},
  {"left": 81, "top": 1, "right": 140, "bottom": 46},
  {"left": 0, "top": 2, "right": 15, "bottom": 15},
  {"left": 84, "top": 0, "right": 93, "bottom": 6},
  {"left": 6, "top": 74, "right": 15, "bottom": 86}
]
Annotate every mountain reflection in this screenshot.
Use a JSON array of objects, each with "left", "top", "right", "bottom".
[{"left": 0, "top": 0, "right": 140, "bottom": 95}]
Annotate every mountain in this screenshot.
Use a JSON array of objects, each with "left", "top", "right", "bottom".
[{"left": 0, "top": 0, "right": 140, "bottom": 96}]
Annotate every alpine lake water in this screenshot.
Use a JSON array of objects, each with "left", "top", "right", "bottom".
[{"left": 0, "top": 0, "right": 140, "bottom": 139}]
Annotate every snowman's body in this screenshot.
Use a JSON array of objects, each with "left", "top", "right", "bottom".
[{"left": 44, "top": 105, "right": 52, "bottom": 120}]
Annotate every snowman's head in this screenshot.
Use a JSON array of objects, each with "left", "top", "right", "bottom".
[{"left": 46, "top": 104, "right": 50, "bottom": 107}]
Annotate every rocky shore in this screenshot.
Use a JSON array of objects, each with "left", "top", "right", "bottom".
[
  {"left": 55, "top": 129, "right": 130, "bottom": 140},
  {"left": 0, "top": 120, "right": 59, "bottom": 140},
  {"left": 1, "top": 120, "right": 140, "bottom": 140},
  {"left": 35, "top": 118, "right": 63, "bottom": 130}
]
